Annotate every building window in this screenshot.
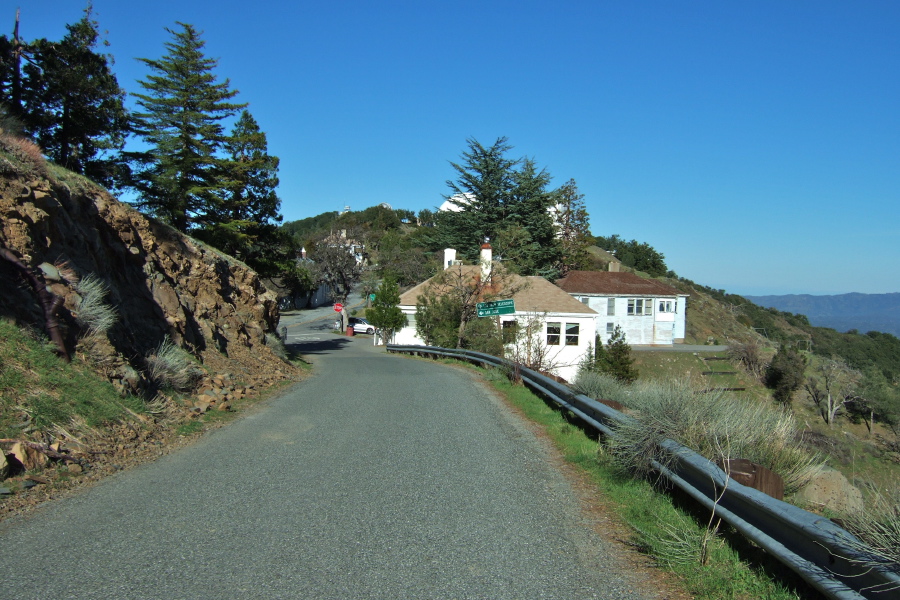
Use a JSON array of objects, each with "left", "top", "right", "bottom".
[
  {"left": 627, "top": 298, "right": 653, "bottom": 316},
  {"left": 502, "top": 320, "right": 518, "bottom": 344},
  {"left": 581, "top": 297, "right": 589, "bottom": 305},
  {"left": 547, "top": 322, "right": 561, "bottom": 345},
  {"left": 607, "top": 298, "right": 615, "bottom": 316},
  {"left": 658, "top": 300, "right": 674, "bottom": 313},
  {"left": 606, "top": 322, "right": 614, "bottom": 335},
  {"left": 565, "top": 323, "right": 579, "bottom": 346}
]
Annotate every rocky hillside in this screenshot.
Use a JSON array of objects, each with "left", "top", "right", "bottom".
[{"left": 0, "top": 160, "right": 294, "bottom": 398}]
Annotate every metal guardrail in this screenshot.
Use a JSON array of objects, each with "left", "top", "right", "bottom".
[{"left": 387, "top": 344, "right": 900, "bottom": 599}]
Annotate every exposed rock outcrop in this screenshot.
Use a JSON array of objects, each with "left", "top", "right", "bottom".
[{"left": 0, "top": 172, "right": 294, "bottom": 389}]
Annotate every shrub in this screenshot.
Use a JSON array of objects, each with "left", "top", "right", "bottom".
[
  {"left": 0, "top": 104, "right": 24, "bottom": 135},
  {"left": 727, "top": 339, "right": 766, "bottom": 380},
  {"left": 573, "top": 370, "right": 629, "bottom": 405},
  {"left": 764, "top": 345, "right": 807, "bottom": 405},
  {"left": 145, "top": 338, "right": 202, "bottom": 392},
  {"left": 608, "top": 379, "right": 823, "bottom": 494},
  {"left": 265, "top": 332, "right": 288, "bottom": 361}
]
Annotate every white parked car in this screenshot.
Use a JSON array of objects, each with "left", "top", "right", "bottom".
[{"left": 348, "top": 317, "right": 376, "bottom": 335}]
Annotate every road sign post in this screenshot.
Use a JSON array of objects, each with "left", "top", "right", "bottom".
[{"left": 476, "top": 299, "right": 515, "bottom": 317}]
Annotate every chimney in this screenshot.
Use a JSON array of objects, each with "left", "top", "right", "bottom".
[
  {"left": 443, "top": 248, "right": 457, "bottom": 270},
  {"left": 480, "top": 242, "right": 493, "bottom": 282},
  {"left": 608, "top": 261, "right": 620, "bottom": 272}
]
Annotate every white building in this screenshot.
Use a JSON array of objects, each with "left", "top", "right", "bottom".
[
  {"left": 394, "top": 246, "right": 598, "bottom": 382},
  {"left": 437, "top": 193, "right": 474, "bottom": 213},
  {"left": 555, "top": 271, "right": 688, "bottom": 346}
]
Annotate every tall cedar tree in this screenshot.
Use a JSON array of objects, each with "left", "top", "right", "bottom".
[
  {"left": 440, "top": 136, "right": 518, "bottom": 258},
  {"left": 502, "top": 158, "right": 560, "bottom": 277},
  {"left": 1, "top": 7, "right": 128, "bottom": 186},
  {"left": 553, "top": 179, "right": 593, "bottom": 277},
  {"left": 437, "top": 137, "right": 562, "bottom": 277},
  {"left": 128, "top": 22, "right": 246, "bottom": 232},
  {"left": 194, "top": 110, "right": 292, "bottom": 276}
]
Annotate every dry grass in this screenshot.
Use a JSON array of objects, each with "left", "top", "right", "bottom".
[
  {"left": 840, "top": 488, "right": 900, "bottom": 583},
  {"left": 145, "top": 338, "right": 203, "bottom": 393},
  {"left": 573, "top": 370, "right": 630, "bottom": 404},
  {"left": 264, "top": 332, "right": 288, "bottom": 361},
  {"left": 605, "top": 378, "right": 824, "bottom": 494},
  {"left": 0, "top": 132, "right": 48, "bottom": 178},
  {"left": 74, "top": 274, "right": 118, "bottom": 335}
]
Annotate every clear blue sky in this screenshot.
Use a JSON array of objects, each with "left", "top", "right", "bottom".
[{"left": 17, "top": 1, "right": 900, "bottom": 296}]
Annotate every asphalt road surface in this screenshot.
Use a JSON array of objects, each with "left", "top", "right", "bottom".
[{"left": 0, "top": 315, "right": 659, "bottom": 599}]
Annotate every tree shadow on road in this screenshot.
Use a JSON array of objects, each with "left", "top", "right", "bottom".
[{"left": 287, "top": 336, "right": 353, "bottom": 355}]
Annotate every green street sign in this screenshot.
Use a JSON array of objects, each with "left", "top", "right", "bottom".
[{"left": 476, "top": 298, "right": 515, "bottom": 317}]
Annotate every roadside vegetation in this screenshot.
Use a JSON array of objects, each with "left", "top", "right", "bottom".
[
  {"left": 0, "top": 319, "right": 145, "bottom": 438},
  {"left": 0, "top": 316, "right": 306, "bottom": 515},
  {"left": 477, "top": 363, "right": 816, "bottom": 599},
  {"left": 3, "top": 8, "right": 897, "bottom": 581}
]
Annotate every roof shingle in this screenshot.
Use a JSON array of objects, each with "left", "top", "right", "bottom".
[
  {"left": 555, "top": 271, "right": 683, "bottom": 297},
  {"left": 399, "top": 265, "right": 597, "bottom": 314}
]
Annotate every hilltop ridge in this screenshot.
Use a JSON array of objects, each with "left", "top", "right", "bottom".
[{"left": 746, "top": 292, "right": 900, "bottom": 337}]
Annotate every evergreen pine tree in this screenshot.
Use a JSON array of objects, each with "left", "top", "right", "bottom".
[
  {"left": 439, "top": 137, "right": 518, "bottom": 258},
  {"left": 365, "top": 277, "right": 408, "bottom": 345},
  {"left": 504, "top": 157, "right": 561, "bottom": 277},
  {"left": 128, "top": 22, "right": 246, "bottom": 232},
  {"left": 0, "top": 11, "right": 29, "bottom": 126},
  {"left": 554, "top": 179, "right": 592, "bottom": 277},
  {"left": 437, "top": 137, "right": 565, "bottom": 277},
  {"left": 587, "top": 326, "right": 638, "bottom": 383},
  {"left": 1, "top": 7, "right": 128, "bottom": 186},
  {"left": 194, "top": 109, "right": 291, "bottom": 276}
]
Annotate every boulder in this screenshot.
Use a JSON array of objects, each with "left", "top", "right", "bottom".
[
  {"left": 794, "top": 466, "right": 864, "bottom": 514},
  {"left": 9, "top": 442, "right": 49, "bottom": 472}
]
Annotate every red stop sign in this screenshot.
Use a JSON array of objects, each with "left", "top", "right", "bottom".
[{"left": 333, "top": 303, "right": 343, "bottom": 312}]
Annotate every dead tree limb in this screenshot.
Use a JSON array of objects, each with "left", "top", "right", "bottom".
[{"left": 0, "top": 247, "right": 69, "bottom": 361}]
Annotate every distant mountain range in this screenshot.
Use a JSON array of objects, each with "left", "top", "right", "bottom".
[{"left": 744, "top": 293, "right": 900, "bottom": 337}]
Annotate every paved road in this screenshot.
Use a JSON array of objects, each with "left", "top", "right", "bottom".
[{"left": 0, "top": 316, "right": 658, "bottom": 599}]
